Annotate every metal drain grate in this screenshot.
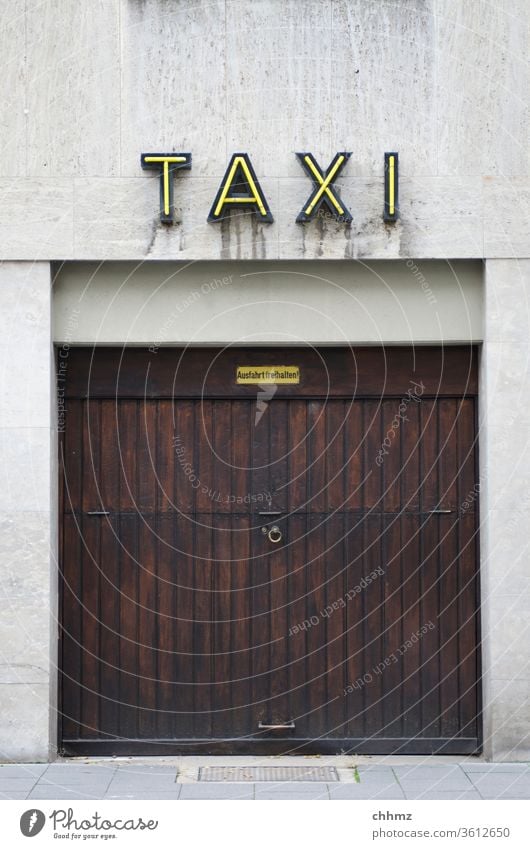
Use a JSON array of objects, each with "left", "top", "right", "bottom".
[{"left": 199, "top": 766, "right": 339, "bottom": 782}]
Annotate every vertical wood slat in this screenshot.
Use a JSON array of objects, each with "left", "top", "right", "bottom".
[
  {"left": 401, "top": 514, "right": 422, "bottom": 739},
  {"left": 382, "top": 515, "right": 403, "bottom": 738},
  {"left": 98, "top": 516, "right": 120, "bottom": 738},
  {"left": 268, "top": 401, "right": 289, "bottom": 723},
  {"left": 61, "top": 515, "right": 82, "bottom": 740},
  {"left": 363, "top": 514, "right": 384, "bottom": 739},
  {"left": 156, "top": 515, "right": 177, "bottom": 740},
  {"left": 344, "top": 400, "right": 363, "bottom": 511},
  {"left": 118, "top": 514, "right": 139, "bottom": 739},
  {"left": 230, "top": 403, "right": 252, "bottom": 735}
]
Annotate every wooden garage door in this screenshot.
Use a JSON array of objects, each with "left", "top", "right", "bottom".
[{"left": 59, "top": 347, "right": 481, "bottom": 754}]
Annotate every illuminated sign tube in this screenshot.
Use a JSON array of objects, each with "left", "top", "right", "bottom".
[
  {"left": 208, "top": 153, "right": 273, "bottom": 223},
  {"left": 295, "top": 152, "right": 352, "bottom": 223},
  {"left": 141, "top": 151, "right": 400, "bottom": 225},
  {"left": 383, "top": 151, "right": 399, "bottom": 222},
  {"left": 141, "top": 152, "right": 192, "bottom": 224}
]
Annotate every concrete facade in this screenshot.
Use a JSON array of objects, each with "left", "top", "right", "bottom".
[{"left": 0, "top": 1, "right": 528, "bottom": 760}]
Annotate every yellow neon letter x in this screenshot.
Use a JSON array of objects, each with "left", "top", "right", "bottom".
[{"left": 296, "top": 152, "right": 352, "bottom": 223}]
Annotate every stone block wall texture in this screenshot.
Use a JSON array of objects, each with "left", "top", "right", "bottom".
[{"left": 0, "top": 0, "right": 528, "bottom": 261}]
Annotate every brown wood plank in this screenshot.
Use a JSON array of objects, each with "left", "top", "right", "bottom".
[
  {"left": 82, "top": 400, "right": 101, "bottom": 512},
  {"left": 174, "top": 400, "right": 195, "bottom": 514},
  {"left": 419, "top": 514, "right": 441, "bottom": 738},
  {"left": 137, "top": 519, "right": 158, "bottom": 738},
  {"left": 325, "top": 401, "right": 345, "bottom": 511},
  {"left": 362, "top": 514, "right": 384, "bottom": 739},
  {"left": 212, "top": 515, "right": 233, "bottom": 736},
  {"left": 61, "top": 515, "right": 82, "bottom": 740},
  {"left": 458, "top": 513, "right": 479, "bottom": 738},
  {"left": 402, "top": 396, "right": 421, "bottom": 511},
  {"left": 324, "top": 513, "right": 347, "bottom": 736},
  {"left": 98, "top": 516, "right": 120, "bottom": 738},
  {"left": 99, "top": 401, "right": 120, "bottom": 510},
  {"left": 363, "top": 400, "right": 383, "bottom": 510},
  {"left": 382, "top": 515, "right": 403, "bottom": 738},
  {"left": 230, "top": 513, "right": 251, "bottom": 736},
  {"left": 287, "top": 400, "right": 308, "bottom": 512},
  {"left": 117, "top": 402, "right": 138, "bottom": 512},
  {"left": 304, "top": 515, "right": 328, "bottom": 734},
  {"left": 212, "top": 401, "right": 232, "bottom": 514},
  {"left": 192, "top": 497, "right": 213, "bottom": 738},
  {"left": 344, "top": 400, "right": 363, "bottom": 511},
  {"left": 439, "top": 399, "right": 458, "bottom": 510},
  {"left": 420, "top": 399, "right": 439, "bottom": 512},
  {"left": 439, "top": 514, "right": 461, "bottom": 738},
  {"left": 117, "top": 514, "right": 139, "bottom": 738},
  {"left": 382, "top": 399, "right": 403, "bottom": 513},
  {"left": 344, "top": 513, "right": 368, "bottom": 738},
  {"left": 308, "top": 400, "right": 326, "bottom": 512},
  {"left": 173, "top": 514, "right": 195, "bottom": 738},
  {"left": 156, "top": 515, "right": 177, "bottom": 739},
  {"left": 63, "top": 399, "right": 83, "bottom": 513},
  {"left": 286, "top": 512, "right": 308, "bottom": 736},
  {"left": 401, "top": 514, "right": 422, "bottom": 739},
  {"left": 65, "top": 346, "right": 479, "bottom": 399},
  {"left": 79, "top": 515, "right": 100, "bottom": 738}
]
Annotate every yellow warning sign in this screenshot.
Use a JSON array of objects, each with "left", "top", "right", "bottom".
[{"left": 236, "top": 366, "right": 300, "bottom": 385}]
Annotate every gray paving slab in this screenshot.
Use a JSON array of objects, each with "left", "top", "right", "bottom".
[
  {"left": 106, "top": 791, "right": 182, "bottom": 800},
  {"left": 27, "top": 786, "right": 109, "bottom": 800},
  {"left": 397, "top": 777, "right": 475, "bottom": 792},
  {"left": 0, "top": 764, "right": 48, "bottom": 777},
  {"left": 179, "top": 784, "right": 254, "bottom": 800},
  {"left": 107, "top": 779, "right": 179, "bottom": 791},
  {"left": 329, "top": 786, "right": 406, "bottom": 799},
  {"left": 480, "top": 792, "right": 530, "bottom": 800},
  {"left": 116, "top": 765, "right": 178, "bottom": 776},
  {"left": 255, "top": 792, "right": 329, "bottom": 800},
  {"left": 393, "top": 765, "right": 467, "bottom": 779},
  {"left": 44, "top": 763, "right": 117, "bottom": 774},
  {"left": 40, "top": 771, "right": 116, "bottom": 785},
  {"left": 462, "top": 763, "right": 530, "bottom": 773},
  {"left": 357, "top": 765, "right": 396, "bottom": 774},
  {"left": 0, "top": 778, "right": 38, "bottom": 792},
  {"left": 254, "top": 782, "right": 329, "bottom": 798},
  {"left": 0, "top": 792, "right": 31, "bottom": 799},
  {"left": 404, "top": 791, "right": 483, "bottom": 800},
  {"left": 356, "top": 774, "right": 402, "bottom": 787},
  {"left": 467, "top": 775, "right": 530, "bottom": 794}
]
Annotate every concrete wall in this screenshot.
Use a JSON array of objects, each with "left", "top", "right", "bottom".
[
  {"left": 0, "top": 1, "right": 528, "bottom": 261},
  {"left": 480, "top": 260, "right": 530, "bottom": 761},
  {"left": 0, "top": 262, "right": 54, "bottom": 761},
  {"left": 53, "top": 260, "right": 483, "bottom": 345}
]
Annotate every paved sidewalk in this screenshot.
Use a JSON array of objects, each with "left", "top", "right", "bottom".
[{"left": 1, "top": 758, "right": 529, "bottom": 801}]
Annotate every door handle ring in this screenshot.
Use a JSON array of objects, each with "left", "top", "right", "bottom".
[{"left": 268, "top": 525, "right": 283, "bottom": 544}]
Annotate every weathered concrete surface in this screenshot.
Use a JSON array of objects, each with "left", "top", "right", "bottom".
[
  {"left": 0, "top": 263, "right": 53, "bottom": 762},
  {"left": 480, "top": 260, "right": 530, "bottom": 761},
  {"left": 0, "top": 0, "right": 527, "bottom": 260}
]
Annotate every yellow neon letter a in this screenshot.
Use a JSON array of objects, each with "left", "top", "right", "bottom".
[{"left": 208, "top": 153, "right": 273, "bottom": 222}]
